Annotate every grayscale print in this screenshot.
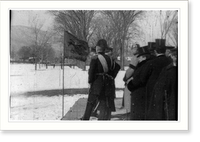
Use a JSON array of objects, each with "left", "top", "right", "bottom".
[{"left": 10, "top": 10, "right": 178, "bottom": 121}]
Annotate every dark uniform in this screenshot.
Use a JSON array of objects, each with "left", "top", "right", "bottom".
[
  {"left": 82, "top": 52, "right": 120, "bottom": 120},
  {"left": 148, "top": 63, "right": 178, "bottom": 120}
]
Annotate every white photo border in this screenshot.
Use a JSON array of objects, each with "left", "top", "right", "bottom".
[{"left": 0, "top": 0, "right": 188, "bottom": 130}]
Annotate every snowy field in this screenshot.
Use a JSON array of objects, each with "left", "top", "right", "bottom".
[
  {"left": 10, "top": 63, "right": 125, "bottom": 120},
  {"left": 10, "top": 94, "right": 88, "bottom": 120}
]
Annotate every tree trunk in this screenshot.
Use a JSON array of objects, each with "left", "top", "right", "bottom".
[
  {"left": 120, "top": 42, "right": 125, "bottom": 70},
  {"left": 35, "top": 60, "right": 37, "bottom": 70}
]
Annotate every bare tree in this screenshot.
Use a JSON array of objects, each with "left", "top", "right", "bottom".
[
  {"left": 133, "top": 10, "right": 178, "bottom": 48},
  {"left": 50, "top": 10, "right": 143, "bottom": 69},
  {"left": 159, "top": 10, "right": 178, "bottom": 40},
  {"left": 171, "top": 24, "right": 178, "bottom": 47},
  {"left": 103, "top": 10, "right": 143, "bottom": 69},
  {"left": 49, "top": 10, "right": 95, "bottom": 70},
  {"left": 18, "top": 46, "right": 32, "bottom": 61},
  {"left": 28, "top": 14, "right": 56, "bottom": 70},
  {"left": 50, "top": 10, "right": 95, "bottom": 42},
  {"left": 136, "top": 11, "right": 159, "bottom": 45},
  {"left": 88, "top": 12, "right": 115, "bottom": 48},
  {"left": 167, "top": 18, "right": 178, "bottom": 47}
]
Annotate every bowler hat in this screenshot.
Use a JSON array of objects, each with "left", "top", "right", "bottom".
[{"left": 137, "top": 46, "right": 150, "bottom": 57}]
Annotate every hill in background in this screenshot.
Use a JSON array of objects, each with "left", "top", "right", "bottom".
[{"left": 10, "top": 25, "right": 61, "bottom": 60}]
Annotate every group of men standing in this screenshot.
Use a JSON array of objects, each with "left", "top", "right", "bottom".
[
  {"left": 124, "top": 39, "right": 178, "bottom": 120},
  {"left": 81, "top": 38, "right": 178, "bottom": 121}
]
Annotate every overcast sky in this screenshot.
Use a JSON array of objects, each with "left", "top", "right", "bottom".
[
  {"left": 11, "top": 10, "right": 54, "bottom": 30},
  {"left": 10, "top": 10, "right": 177, "bottom": 46}
]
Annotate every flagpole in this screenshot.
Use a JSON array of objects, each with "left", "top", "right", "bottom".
[{"left": 62, "top": 32, "right": 65, "bottom": 118}]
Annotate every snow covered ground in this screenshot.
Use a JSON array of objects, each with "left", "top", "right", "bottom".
[
  {"left": 10, "top": 63, "right": 125, "bottom": 120},
  {"left": 10, "top": 64, "right": 126, "bottom": 94},
  {"left": 10, "top": 94, "right": 88, "bottom": 120}
]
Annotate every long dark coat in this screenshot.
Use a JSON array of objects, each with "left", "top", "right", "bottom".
[
  {"left": 127, "top": 55, "right": 171, "bottom": 119},
  {"left": 87, "top": 52, "right": 120, "bottom": 112},
  {"left": 147, "top": 63, "right": 178, "bottom": 120},
  {"left": 127, "top": 60, "right": 149, "bottom": 120},
  {"left": 141, "top": 55, "right": 171, "bottom": 119}
]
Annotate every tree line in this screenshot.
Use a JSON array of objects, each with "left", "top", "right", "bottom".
[
  {"left": 50, "top": 10, "right": 144, "bottom": 69},
  {"left": 17, "top": 44, "right": 55, "bottom": 63},
  {"left": 15, "top": 10, "right": 178, "bottom": 70},
  {"left": 50, "top": 10, "right": 178, "bottom": 70}
]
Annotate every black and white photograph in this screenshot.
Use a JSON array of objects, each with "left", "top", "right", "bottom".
[{"left": 0, "top": 0, "right": 188, "bottom": 131}]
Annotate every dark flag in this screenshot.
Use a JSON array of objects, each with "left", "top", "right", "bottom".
[{"left": 64, "top": 31, "right": 89, "bottom": 62}]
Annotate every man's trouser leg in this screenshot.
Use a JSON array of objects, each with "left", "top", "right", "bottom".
[
  {"left": 106, "top": 109, "right": 111, "bottom": 120},
  {"left": 82, "top": 102, "right": 94, "bottom": 120},
  {"left": 98, "top": 100, "right": 111, "bottom": 120}
]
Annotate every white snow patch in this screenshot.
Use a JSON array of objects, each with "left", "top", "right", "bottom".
[
  {"left": 10, "top": 64, "right": 126, "bottom": 94},
  {"left": 10, "top": 64, "right": 125, "bottom": 120},
  {"left": 10, "top": 94, "right": 88, "bottom": 120}
]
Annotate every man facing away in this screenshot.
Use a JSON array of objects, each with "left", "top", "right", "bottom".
[
  {"left": 148, "top": 48, "right": 178, "bottom": 120},
  {"left": 140, "top": 39, "right": 171, "bottom": 120},
  {"left": 127, "top": 39, "right": 171, "bottom": 120},
  {"left": 81, "top": 39, "right": 120, "bottom": 120}
]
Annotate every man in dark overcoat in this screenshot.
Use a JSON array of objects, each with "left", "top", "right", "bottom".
[
  {"left": 147, "top": 48, "right": 178, "bottom": 120},
  {"left": 127, "top": 46, "right": 152, "bottom": 120},
  {"left": 140, "top": 39, "right": 171, "bottom": 120},
  {"left": 81, "top": 39, "right": 120, "bottom": 120}
]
